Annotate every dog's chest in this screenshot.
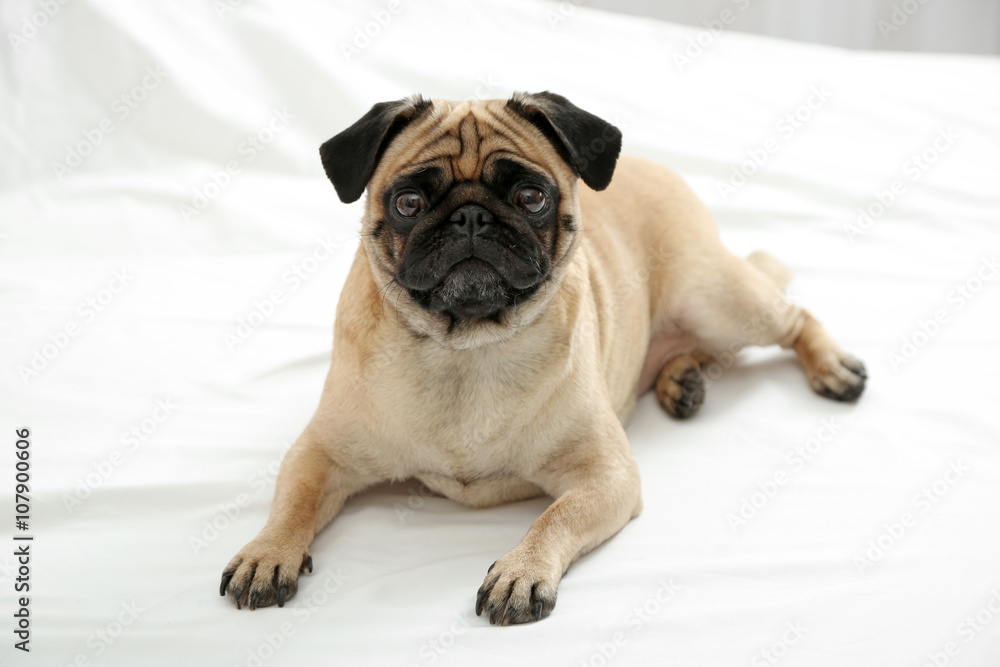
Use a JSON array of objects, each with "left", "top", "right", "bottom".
[{"left": 365, "top": 341, "right": 565, "bottom": 480}]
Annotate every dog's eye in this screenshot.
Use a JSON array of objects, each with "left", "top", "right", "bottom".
[
  {"left": 394, "top": 192, "right": 425, "bottom": 218},
  {"left": 514, "top": 187, "right": 546, "bottom": 214}
]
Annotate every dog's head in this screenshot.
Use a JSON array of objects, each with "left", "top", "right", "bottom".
[{"left": 320, "top": 92, "right": 621, "bottom": 348}]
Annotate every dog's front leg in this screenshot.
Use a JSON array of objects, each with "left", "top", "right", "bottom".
[
  {"left": 476, "top": 421, "right": 642, "bottom": 625},
  {"left": 220, "top": 435, "right": 372, "bottom": 609}
]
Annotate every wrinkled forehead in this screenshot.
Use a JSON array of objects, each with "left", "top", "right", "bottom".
[{"left": 370, "top": 99, "right": 573, "bottom": 192}]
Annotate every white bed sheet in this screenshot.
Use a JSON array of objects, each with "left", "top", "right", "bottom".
[{"left": 2, "top": 1, "right": 1000, "bottom": 665}]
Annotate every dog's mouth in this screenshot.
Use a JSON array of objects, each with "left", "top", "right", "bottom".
[
  {"left": 405, "top": 256, "right": 542, "bottom": 321},
  {"left": 394, "top": 201, "right": 552, "bottom": 323}
]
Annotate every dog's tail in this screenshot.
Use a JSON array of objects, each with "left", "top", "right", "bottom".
[{"left": 747, "top": 251, "right": 793, "bottom": 290}]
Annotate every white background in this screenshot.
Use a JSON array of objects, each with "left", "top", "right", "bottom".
[
  {"left": 1, "top": 1, "right": 999, "bottom": 666},
  {"left": 549, "top": 0, "right": 1000, "bottom": 53}
]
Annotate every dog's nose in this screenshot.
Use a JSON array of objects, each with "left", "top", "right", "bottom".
[{"left": 449, "top": 204, "right": 493, "bottom": 236}]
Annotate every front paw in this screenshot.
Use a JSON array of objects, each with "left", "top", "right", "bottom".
[
  {"left": 220, "top": 537, "right": 312, "bottom": 610},
  {"left": 475, "top": 554, "right": 558, "bottom": 625},
  {"left": 808, "top": 354, "right": 867, "bottom": 402}
]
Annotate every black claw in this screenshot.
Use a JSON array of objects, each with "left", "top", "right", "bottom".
[
  {"left": 675, "top": 398, "right": 703, "bottom": 419},
  {"left": 496, "top": 581, "right": 516, "bottom": 625},
  {"left": 278, "top": 585, "right": 288, "bottom": 608},
  {"left": 817, "top": 382, "right": 837, "bottom": 399},
  {"left": 249, "top": 591, "right": 259, "bottom": 611},
  {"left": 476, "top": 588, "right": 489, "bottom": 616},
  {"left": 301, "top": 555, "right": 313, "bottom": 574},
  {"left": 487, "top": 561, "right": 497, "bottom": 574},
  {"left": 841, "top": 357, "right": 868, "bottom": 377},
  {"left": 233, "top": 587, "right": 243, "bottom": 610},
  {"left": 244, "top": 564, "right": 257, "bottom": 606},
  {"left": 220, "top": 572, "right": 234, "bottom": 597},
  {"left": 681, "top": 377, "right": 702, "bottom": 392},
  {"left": 528, "top": 582, "right": 554, "bottom": 622},
  {"left": 489, "top": 603, "right": 502, "bottom": 625},
  {"left": 816, "top": 378, "right": 864, "bottom": 402}
]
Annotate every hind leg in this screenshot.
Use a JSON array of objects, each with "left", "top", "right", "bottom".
[{"left": 676, "top": 255, "right": 866, "bottom": 401}]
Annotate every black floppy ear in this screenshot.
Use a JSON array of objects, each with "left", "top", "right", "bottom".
[
  {"left": 319, "top": 96, "right": 433, "bottom": 203},
  {"left": 506, "top": 91, "right": 622, "bottom": 191}
]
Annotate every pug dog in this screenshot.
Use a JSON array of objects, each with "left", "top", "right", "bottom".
[{"left": 220, "top": 92, "right": 866, "bottom": 624}]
